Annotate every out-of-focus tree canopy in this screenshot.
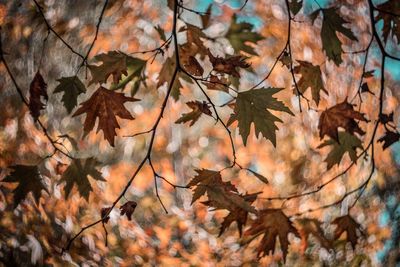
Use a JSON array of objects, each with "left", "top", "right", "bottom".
[{"left": 0, "top": 0, "right": 400, "bottom": 266}]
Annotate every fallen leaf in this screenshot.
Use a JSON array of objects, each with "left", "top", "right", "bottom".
[
  {"left": 243, "top": 209, "right": 299, "bottom": 262},
  {"left": 120, "top": 200, "right": 137, "bottom": 220},
  {"left": 294, "top": 60, "right": 327, "bottom": 105},
  {"left": 332, "top": 215, "right": 363, "bottom": 249},
  {"left": 73, "top": 87, "right": 138, "bottom": 146},
  {"left": 54, "top": 76, "right": 86, "bottom": 113},
  {"left": 175, "top": 101, "right": 212, "bottom": 126},
  {"left": 58, "top": 157, "right": 105, "bottom": 200},
  {"left": 29, "top": 71, "right": 48, "bottom": 120},
  {"left": 319, "top": 100, "right": 367, "bottom": 142},
  {"left": 227, "top": 88, "right": 293, "bottom": 146},
  {"left": 2, "top": 165, "right": 48, "bottom": 208}
]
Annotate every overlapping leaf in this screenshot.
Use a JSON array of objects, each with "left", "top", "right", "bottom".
[
  {"left": 175, "top": 101, "right": 212, "bottom": 126},
  {"left": 294, "top": 60, "right": 327, "bottom": 105},
  {"left": 58, "top": 157, "right": 105, "bottom": 200},
  {"left": 73, "top": 87, "right": 138, "bottom": 146},
  {"left": 332, "top": 215, "right": 363, "bottom": 249},
  {"left": 225, "top": 15, "right": 263, "bottom": 55},
  {"left": 2, "top": 165, "right": 47, "bottom": 208},
  {"left": 243, "top": 209, "right": 299, "bottom": 262},
  {"left": 318, "top": 132, "right": 362, "bottom": 170},
  {"left": 54, "top": 76, "right": 86, "bottom": 113},
  {"left": 310, "top": 7, "right": 358, "bottom": 65},
  {"left": 208, "top": 50, "right": 250, "bottom": 77},
  {"left": 319, "top": 100, "right": 367, "bottom": 142},
  {"left": 88, "top": 51, "right": 146, "bottom": 86},
  {"left": 202, "top": 74, "right": 230, "bottom": 93},
  {"left": 227, "top": 88, "right": 293, "bottom": 146},
  {"left": 376, "top": 1, "right": 400, "bottom": 44},
  {"left": 29, "top": 71, "right": 48, "bottom": 120}
]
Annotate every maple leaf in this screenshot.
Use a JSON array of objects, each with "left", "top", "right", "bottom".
[
  {"left": 378, "top": 130, "right": 400, "bottom": 150},
  {"left": 175, "top": 101, "right": 212, "bottom": 126},
  {"left": 376, "top": 1, "right": 400, "bottom": 44},
  {"left": 120, "top": 200, "right": 137, "bottom": 221},
  {"left": 289, "top": 0, "right": 303, "bottom": 16},
  {"left": 208, "top": 50, "right": 250, "bottom": 77},
  {"left": 29, "top": 71, "right": 48, "bottom": 120},
  {"left": 2, "top": 165, "right": 48, "bottom": 208},
  {"left": 227, "top": 88, "right": 293, "bottom": 146},
  {"left": 332, "top": 215, "right": 363, "bottom": 249},
  {"left": 317, "top": 132, "right": 362, "bottom": 170},
  {"left": 101, "top": 206, "right": 112, "bottom": 223},
  {"left": 73, "top": 87, "right": 138, "bottom": 146},
  {"left": 294, "top": 60, "right": 327, "bottom": 105},
  {"left": 279, "top": 51, "right": 291, "bottom": 69},
  {"left": 58, "top": 157, "right": 105, "bottom": 200},
  {"left": 187, "top": 169, "right": 256, "bottom": 216},
  {"left": 184, "top": 56, "right": 204, "bottom": 77},
  {"left": 310, "top": 8, "right": 358, "bottom": 66},
  {"left": 53, "top": 76, "right": 86, "bottom": 113},
  {"left": 180, "top": 23, "right": 208, "bottom": 60},
  {"left": 88, "top": 51, "right": 145, "bottom": 86},
  {"left": 243, "top": 209, "right": 299, "bottom": 262},
  {"left": 319, "top": 100, "right": 367, "bottom": 142},
  {"left": 218, "top": 192, "right": 259, "bottom": 237},
  {"left": 202, "top": 74, "right": 230, "bottom": 93},
  {"left": 296, "top": 218, "right": 331, "bottom": 253},
  {"left": 226, "top": 14, "right": 263, "bottom": 55},
  {"left": 379, "top": 112, "right": 394, "bottom": 125}
]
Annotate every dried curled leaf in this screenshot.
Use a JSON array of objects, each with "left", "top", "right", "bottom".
[
  {"left": 184, "top": 56, "right": 204, "bottom": 77},
  {"left": 73, "top": 87, "right": 139, "bottom": 146},
  {"left": 120, "top": 200, "right": 137, "bottom": 221},
  {"left": 319, "top": 100, "right": 367, "bottom": 142},
  {"left": 3, "top": 165, "right": 48, "bottom": 209},
  {"left": 101, "top": 207, "right": 112, "bottom": 223},
  {"left": 208, "top": 50, "right": 250, "bottom": 77},
  {"left": 332, "top": 215, "right": 363, "bottom": 249},
  {"left": 175, "top": 101, "right": 212, "bottom": 126},
  {"left": 378, "top": 130, "right": 400, "bottom": 150},
  {"left": 29, "top": 71, "right": 48, "bottom": 120},
  {"left": 227, "top": 88, "right": 293, "bottom": 146},
  {"left": 243, "top": 209, "right": 299, "bottom": 262}
]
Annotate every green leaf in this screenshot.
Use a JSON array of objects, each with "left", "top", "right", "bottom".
[
  {"left": 289, "top": 0, "right": 303, "bottom": 16},
  {"left": 318, "top": 132, "right": 362, "bottom": 170},
  {"left": 58, "top": 157, "right": 105, "bottom": 200},
  {"left": 3, "top": 165, "right": 47, "bottom": 208},
  {"left": 227, "top": 88, "right": 293, "bottom": 146},
  {"left": 54, "top": 76, "right": 86, "bottom": 113},
  {"left": 88, "top": 51, "right": 145, "bottom": 86},
  {"left": 311, "top": 7, "right": 358, "bottom": 66},
  {"left": 226, "top": 14, "right": 263, "bottom": 55},
  {"left": 294, "top": 60, "right": 327, "bottom": 105}
]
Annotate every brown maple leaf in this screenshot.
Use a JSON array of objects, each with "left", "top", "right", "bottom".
[
  {"left": 175, "top": 101, "right": 212, "bottom": 126},
  {"left": 101, "top": 206, "right": 112, "bottom": 223},
  {"left": 332, "top": 215, "right": 363, "bottom": 249},
  {"left": 202, "top": 74, "right": 230, "bottom": 93},
  {"left": 218, "top": 192, "right": 259, "bottom": 237},
  {"left": 296, "top": 218, "right": 332, "bottom": 253},
  {"left": 319, "top": 100, "right": 367, "bottom": 142},
  {"left": 208, "top": 50, "right": 250, "bottom": 77},
  {"left": 243, "top": 209, "right": 299, "bottom": 262},
  {"left": 29, "top": 71, "right": 48, "bottom": 120},
  {"left": 120, "top": 200, "right": 137, "bottom": 221},
  {"left": 378, "top": 130, "right": 400, "bottom": 150},
  {"left": 73, "top": 87, "right": 139, "bottom": 146},
  {"left": 184, "top": 56, "right": 204, "bottom": 77}
]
